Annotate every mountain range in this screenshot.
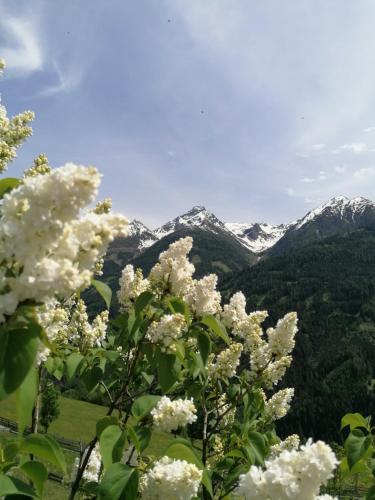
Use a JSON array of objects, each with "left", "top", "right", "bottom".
[
  {"left": 103, "top": 196, "right": 375, "bottom": 279},
  {"left": 87, "top": 195, "right": 375, "bottom": 442}
]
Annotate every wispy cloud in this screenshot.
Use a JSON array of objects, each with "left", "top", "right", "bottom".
[
  {"left": 353, "top": 167, "right": 375, "bottom": 179},
  {"left": 0, "top": 12, "right": 43, "bottom": 76},
  {"left": 37, "top": 60, "right": 84, "bottom": 97},
  {"left": 334, "top": 166, "right": 346, "bottom": 174},
  {"left": 340, "top": 142, "right": 370, "bottom": 153},
  {"left": 363, "top": 126, "right": 375, "bottom": 132},
  {"left": 311, "top": 143, "right": 326, "bottom": 150}
]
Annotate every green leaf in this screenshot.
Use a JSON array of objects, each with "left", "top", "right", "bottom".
[
  {"left": 92, "top": 279, "right": 112, "bottom": 309},
  {"left": 366, "top": 485, "right": 375, "bottom": 500},
  {"left": 246, "top": 432, "right": 267, "bottom": 465},
  {"left": 134, "top": 291, "right": 154, "bottom": 316},
  {"left": 163, "top": 439, "right": 203, "bottom": 469},
  {"left": 341, "top": 412, "right": 370, "bottom": 431},
  {"left": 167, "top": 297, "right": 190, "bottom": 322},
  {"left": 82, "top": 365, "right": 103, "bottom": 392},
  {"left": 66, "top": 352, "right": 84, "bottom": 381},
  {"left": 17, "top": 366, "right": 38, "bottom": 434},
  {"left": 202, "top": 469, "right": 213, "bottom": 498},
  {"left": 0, "top": 178, "right": 20, "bottom": 198},
  {"left": 96, "top": 416, "right": 119, "bottom": 438},
  {"left": 0, "top": 320, "right": 41, "bottom": 400},
  {"left": 3, "top": 441, "right": 20, "bottom": 461},
  {"left": 157, "top": 352, "right": 180, "bottom": 392},
  {"left": 133, "top": 426, "right": 151, "bottom": 453},
  {"left": 99, "top": 425, "right": 126, "bottom": 470},
  {"left": 20, "top": 460, "right": 48, "bottom": 496},
  {"left": 0, "top": 474, "right": 38, "bottom": 498},
  {"left": 201, "top": 315, "right": 230, "bottom": 345},
  {"left": 197, "top": 331, "right": 211, "bottom": 366},
  {"left": 131, "top": 395, "right": 161, "bottom": 420},
  {"left": 20, "top": 434, "right": 67, "bottom": 473},
  {"left": 97, "top": 463, "right": 138, "bottom": 500},
  {"left": 345, "top": 429, "right": 372, "bottom": 469}
]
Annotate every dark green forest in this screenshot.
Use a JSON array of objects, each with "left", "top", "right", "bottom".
[{"left": 221, "top": 229, "right": 375, "bottom": 442}]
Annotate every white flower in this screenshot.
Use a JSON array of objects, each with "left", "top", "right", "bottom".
[
  {"left": 71, "top": 444, "right": 101, "bottom": 483},
  {"left": 69, "top": 299, "right": 108, "bottom": 350},
  {"left": 146, "top": 313, "right": 187, "bottom": 352},
  {"left": 221, "top": 291, "right": 248, "bottom": 329},
  {"left": 264, "top": 388, "right": 294, "bottom": 421},
  {"left": 151, "top": 396, "right": 197, "bottom": 432},
  {"left": 236, "top": 439, "right": 338, "bottom": 500},
  {"left": 269, "top": 434, "right": 300, "bottom": 459},
  {"left": 149, "top": 237, "right": 195, "bottom": 297},
  {"left": 267, "top": 312, "right": 298, "bottom": 357},
  {"left": 208, "top": 342, "right": 243, "bottom": 380},
  {"left": 0, "top": 164, "right": 127, "bottom": 322},
  {"left": 117, "top": 264, "right": 149, "bottom": 309},
  {"left": 184, "top": 274, "right": 221, "bottom": 317},
  {"left": 140, "top": 456, "right": 202, "bottom": 500}
]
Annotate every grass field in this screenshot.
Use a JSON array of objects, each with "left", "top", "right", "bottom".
[{"left": 0, "top": 394, "right": 173, "bottom": 499}]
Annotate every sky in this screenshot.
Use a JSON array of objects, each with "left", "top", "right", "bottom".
[{"left": 2, "top": 0, "right": 375, "bottom": 228}]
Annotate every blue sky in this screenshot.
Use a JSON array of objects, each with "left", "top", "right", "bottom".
[{"left": 2, "top": 0, "right": 375, "bottom": 227}]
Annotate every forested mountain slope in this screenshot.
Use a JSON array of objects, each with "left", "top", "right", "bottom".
[{"left": 221, "top": 229, "right": 375, "bottom": 441}]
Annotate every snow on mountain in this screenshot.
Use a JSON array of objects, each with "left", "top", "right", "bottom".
[
  {"left": 127, "top": 220, "right": 158, "bottom": 250},
  {"left": 225, "top": 222, "right": 289, "bottom": 253},
  {"left": 294, "top": 196, "right": 374, "bottom": 230},
  {"left": 125, "top": 196, "right": 375, "bottom": 257},
  {"left": 155, "top": 206, "right": 229, "bottom": 239}
]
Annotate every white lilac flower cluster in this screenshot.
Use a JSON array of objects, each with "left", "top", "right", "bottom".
[
  {"left": 68, "top": 299, "right": 109, "bottom": 351},
  {"left": 0, "top": 163, "right": 127, "bottom": 322},
  {"left": 184, "top": 273, "right": 221, "bottom": 317},
  {"left": 71, "top": 444, "right": 101, "bottom": 483},
  {"left": 146, "top": 314, "right": 187, "bottom": 352},
  {"left": 117, "top": 264, "right": 150, "bottom": 310},
  {"left": 216, "top": 394, "right": 236, "bottom": 428},
  {"left": 269, "top": 434, "right": 300, "bottom": 459},
  {"left": 36, "top": 301, "right": 70, "bottom": 365},
  {"left": 0, "top": 61, "right": 34, "bottom": 173},
  {"left": 208, "top": 342, "right": 243, "bottom": 380},
  {"left": 149, "top": 237, "right": 195, "bottom": 296},
  {"left": 236, "top": 439, "right": 338, "bottom": 500},
  {"left": 140, "top": 456, "right": 202, "bottom": 500},
  {"left": 264, "top": 388, "right": 294, "bottom": 422},
  {"left": 223, "top": 292, "right": 298, "bottom": 388},
  {"left": 23, "top": 154, "right": 51, "bottom": 178},
  {"left": 151, "top": 396, "right": 197, "bottom": 432}
]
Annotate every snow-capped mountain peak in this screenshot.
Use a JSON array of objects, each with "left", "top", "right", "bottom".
[
  {"left": 155, "top": 205, "right": 227, "bottom": 238},
  {"left": 295, "top": 196, "right": 374, "bottom": 230},
  {"left": 225, "top": 221, "right": 289, "bottom": 253},
  {"left": 127, "top": 220, "right": 158, "bottom": 250}
]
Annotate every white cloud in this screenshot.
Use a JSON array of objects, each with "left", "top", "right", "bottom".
[
  {"left": 0, "top": 13, "right": 43, "bottom": 75},
  {"left": 334, "top": 166, "right": 346, "bottom": 174},
  {"left": 311, "top": 143, "right": 326, "bottom": 150},
  {"left": 363, "top": 126, "right": 375, "bottom": 132},
  {"left": 353, "top": 167, "right": 375, "bottom": 179},
  {"left": 300, "top": 177, "right": 314, "bottom": 183},
  {"left": 340, "top": 142, "right": 368, "bottom": 153},
  {"left": 318, "top": 170, "right": 327, "bottom": 181},
  {"left": 286, "top": 187, "right": 296, "bottom": 197},
  {"left": 296, "top": 153, "right": 309, "bottom": 158}
]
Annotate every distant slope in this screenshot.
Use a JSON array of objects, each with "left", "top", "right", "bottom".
[
  {"left": 132, "top": 226, "right": 257, "bottom": 278},
  {"left": 221, "top": 228, "right": 375, "bottom": 441},
  {"left": 269, "top": 196, "right": 375, "bottom": 256}
]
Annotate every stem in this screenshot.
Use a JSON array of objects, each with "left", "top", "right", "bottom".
[{"left": 68, "top": 335, "right": 148, "bottom": 499}]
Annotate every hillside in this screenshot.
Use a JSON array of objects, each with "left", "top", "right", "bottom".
[
  {"left": 269, "top": 196, "right": 375, "bottom": 256},
  {"left": 221, "top": 229, "right": 375, "bottom": 441}
]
